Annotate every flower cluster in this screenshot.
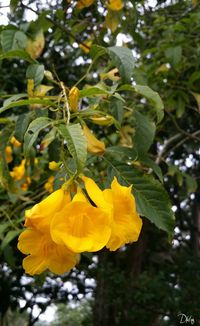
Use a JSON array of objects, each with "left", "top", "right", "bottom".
[{"left": 18, "top": 176, "right": 142, "bottom": 275}]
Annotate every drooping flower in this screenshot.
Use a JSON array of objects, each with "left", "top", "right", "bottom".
[
  {"left": 25, "top": 188, "right": 70, "bottom": 231},
  {"left": 10, "top": 136, "right": 21, "bottom": 148},
  {"left": 10, "top": 159, "right": 26, "bottom": 180},
  {"left": 17, "top": 188, "right": 78, "bottom": 275},
  {"left": 82, "top": 176, "right": 143, "bottom": 251},
  {"left": 50, "top": 189, "right": 111, "bottom": 253},
  {"left": 21, "top": 177, "right": 31, "bottom": 192},
  {"left": 107, "top": 0, "right": 123, "bottom": 11},
  {"left": 76, "top": 0, "right": 95, "bottom": 10},
  {"left": 5, "top": 146, "right": 13, "bottom": 163},
  {"left": 49, "top": 161, "right": 60, "bottom": 171},
  {"left": 68, "top": 86, "right": 80, "bottom": 112},
  {"left": 82, "top": 124, "right": 105, "bottom": 155},
  {"left": 44, "top": 176, "right": 55, "bottom": 193},
  {"left": 18, "top": 228, "right": 78, "bottom": 275}
]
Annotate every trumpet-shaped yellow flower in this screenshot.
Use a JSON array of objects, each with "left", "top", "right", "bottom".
[
  {"left": 10, "top": 159, "right": 26, "bottom": 180},
  {"left": 68, "top": 86, "right": 80, "bottom": 112},
  {"left": 76, "top": 0, "right": 95, "bottom": 9},
  {"left": 10, "top": 136, "right": 21, "bottom": 148},
  {"left": 5, "top": 146, "right": 13, "bottom": 163},
  {"left": 49, "top": 161, "right": 60, "bottom": 171},
  {"left": 82, "top": 124, "right": 105, "bottom": 155},
  {"left": 107, "top": 0, "right": 123, "bottom": 11},
  {"left": 25, "top": 188, "right": 71, "bottom": 231},
  {"left": 18, "top": 229, "right": 78, "bottom": 275},
  {"left": 50, "top": 189, "right": 111, "bottom": 253},
  {"left": 82, "top": 176, "right": 142, "bottom": 251},
  {"left": 44, "top": 176, "right": 55, "bottom": 193}
]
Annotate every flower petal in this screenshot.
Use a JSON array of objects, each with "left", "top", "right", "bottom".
[
  {"left": 17, "top": 229, "right": 43, "bottom": 255},
  {"left": 51, "top": 201, "right": 111, "bottom": 253},
  {"left": 23, "top": 255, "right": 47, "bottom": 275}
]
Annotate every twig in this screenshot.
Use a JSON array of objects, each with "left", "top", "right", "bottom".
[
  {"left": 165, "top": 109, "right": 200, "bottom": 141},
  {"left": 20, "top": 1, "right": 90, "bottom": 50}
]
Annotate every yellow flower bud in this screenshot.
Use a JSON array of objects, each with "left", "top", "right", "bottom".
[
  {"left": 5, "top": 146, "right": 13, "bottom": 163},
  {"left": 44, "top": 176, "right": 55, "bottom": 193},
  {"left": 10, "top": 136, "right": 22, "bottom": 148},
  {"left": 68, "top": 86, "right": 80, "bottom": 112},
  {"left": 82, "top": 124, "right": 105, "bottom": 155},
  {"left": 90, "top": 115, "right": 115, "bottom": 126},
  {"left": 76, "top": 0, "right": 95, "bottom": 9},
  {"left": 79, "top": 39, "right": 93, "bottom": 54},
  {"left": 100, "top": 68, "right": 120, "bottom": 82},
  {"left": 49, "top": 161, "right": 60, "bottom": 171},
  {"left": 10, "top": 160, "right": 26, "bottom": 180},
  {"left": 107, "top": 0, "right": 123, "bottom": 11}
]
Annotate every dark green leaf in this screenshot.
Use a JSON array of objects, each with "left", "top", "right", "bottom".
[
  {"left": 1, "top": 29, "right": 27, "bottom": 51},
  {"left": 56, "top": 123, "right": 87, "bottom": 173},
  {"left": 107, "top": 46, "right": 135, "bottom": 83},
  {"left": 26, "top": 64, "right": 44, "bottom": 86},
  {"left": 133, "top": 111, "right": 156, "bottom": 153},
  {"left": 24, "top": 117, "right": 53, "bottom": 155},
  {"left": 0, "top": 49, "right": 36, "bottom": 63}
]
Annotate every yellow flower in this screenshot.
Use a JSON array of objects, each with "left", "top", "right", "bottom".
[
  {"left": 49, "top": 161, "right": 60, "bottom": 171},
  {"left": 5, "top": 146, "right": 13, "bottom": 163},
  {"left": 107, "top": 0, "right": 123, "bottom": 11},
  {"left": 25, "top": 188, "right": 70, "bottom": 231},
  {"left": 100, "top": 68, "right": 120, "bottom": 82},
  {"left": 10, "top": 136, "right": 21, "bottom": 148},
  {"left": 18, "top": 188, "right": 77, "bottom": 275},
  {"left": 10, "top": 159, "right": 26, "bottom": 180},
  {"left": 76, "top": 0, "right": 95, "bottom": 10},
  {"left": 50, "top": 189, "right": 111, "bottom": 253},
  {"left": 17, "top": 229, "right": 78, "bottom": 275},
  {"left": 44, "top": 176, "right": 55, "bottom": 193},
  {"left": 21, "top": 177, "right": 31, "bottom": 192},
  {"left": 82, "top": 176, "right": 143, "bottom": 251},
  {"left": 82, "top": 124, "right": 105, "bottom": 155},
  {"left": 68, "top": 86, "right": 80, "bottom": 112},
  {"left": 79, "top": 39, "right": 93, "bottom": 54}
]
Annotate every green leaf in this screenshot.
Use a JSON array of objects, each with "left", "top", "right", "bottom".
[
  {"left": 106, "top": 146, "right": 138, "bottom": 161},
  {"left": 10, "top": 0, "right": 20, "bottom": 12},
  {"left": 1, "top": 230, "right": 21, "bottom": 251},
  {"left": 133, "top": 111, "right": 156, "bottom": 153},
  {"left": 106, "top": 160, "right": 175, "bottom": 235},
  {"left": 107, "top": 46, "right": 135, "bottom": 83},
  {"left": 165, "top": 46, "right": 182, "bottom": 67},
  {"left": 110, "top": 98, "right": 124, "bottom": 126},
  {"left": 0, "top": 49, "right": 36, "bottom": 63},
  {"left": 14, "top": 112, "right": 35, "bottom": 142},
  {"left": 185, "top": 174, "right": 197, "bottom": 194},
  {"left": 79, "top": 86, "right": 111, "bottom": 98},
  {"left": 138, "top": 154, "right": 163, "bottom": 183},
  {"left": 3, "top": 93, "right": 28, "bottom": 107},
  {"left": 134, "top": 85, "right": 164, "bottom": 123},
  {"left": 56, "top": 123, "right": 87, "bottom": 173},
  {"left": 24, "top": 117, "right": 53, "bottom": 155},
  {"left": 90, "top": 45, "right": 135, "bottom": 82},
  {"left": 0, "top": 98, "right": 56, "bottom": 114},
  {"left": 118, "top": 84, "right": 164, "bottom": 123},
  {"left": 1, "top": 29, "right": 27, "bottom": 51},
  {"left": 26, "top": 64, "right": 44, "bottom": 86}
]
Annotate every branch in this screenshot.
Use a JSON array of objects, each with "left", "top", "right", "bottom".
[
  {"left": 165, "top": 109, "right": 200, "bottom": 141},
  {"left": 20, "top": 2, "right": 90, "bottom": 51}
]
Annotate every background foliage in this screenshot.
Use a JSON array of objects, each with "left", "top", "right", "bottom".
[{"left": 0, "top": 0, "right": 199, "bottom": 325}]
